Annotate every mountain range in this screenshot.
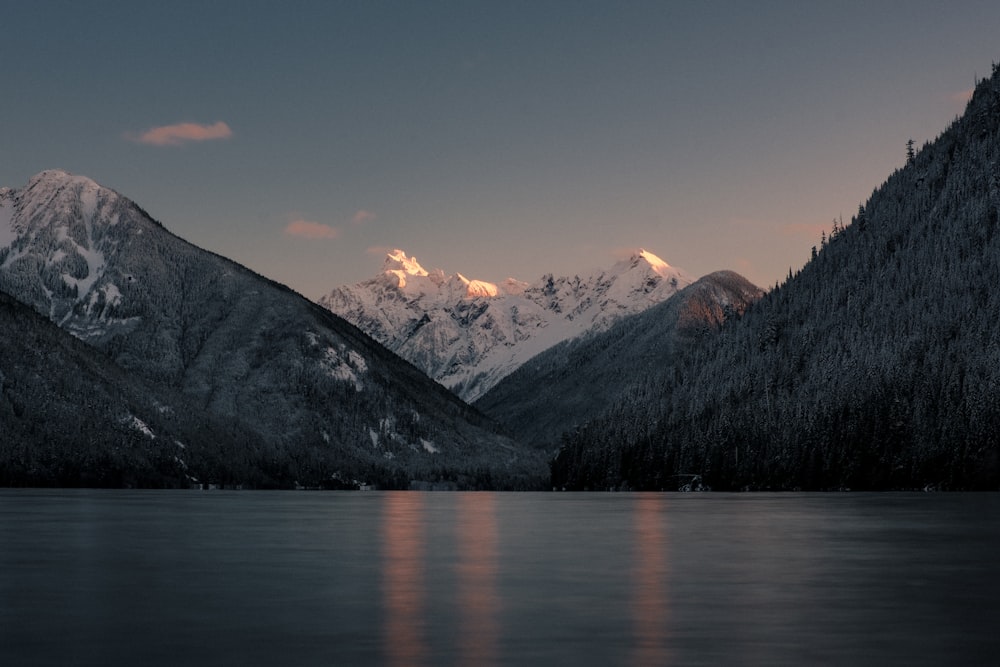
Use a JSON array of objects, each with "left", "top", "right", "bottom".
[
  {"left": 6, "top": 61, "right": 1000, "bottom": 492},
  {"left": 319, "top": 247, "right": 694, "bottom": 401},
  {"left": 0, "top": 171, "right": 543, "bottom": 489}
]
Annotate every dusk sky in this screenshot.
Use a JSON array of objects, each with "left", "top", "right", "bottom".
[{"left": 3, "top": 1, "right": 998, "bottom": 298}]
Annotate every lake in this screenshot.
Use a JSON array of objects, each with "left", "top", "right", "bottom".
[{"left": 1, "top": 490, "right": 998, "bottom": 666}]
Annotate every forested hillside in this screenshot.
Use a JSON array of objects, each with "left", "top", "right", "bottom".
[
  {"left": 552, "top": 63, "right": 1000, "bottom": 491},
  {"left": 0, "top": 290, "right": 274, "bottom": 487},
  {"left": 476, "top": 271, "right": 761, "bottom": 448}
]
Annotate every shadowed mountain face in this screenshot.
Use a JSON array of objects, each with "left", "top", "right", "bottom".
[
  {"left": 475, "top": 271, "right": 762, "bottom": 449},
  {"left": 551, "top": 64, "right": 1000, "bottom": 492},
  {"left": 0, "top": 289, "right": 276, "bottom": 487},
  {"left": 0, "top": 171, "right": 544, "bottom": 489}
]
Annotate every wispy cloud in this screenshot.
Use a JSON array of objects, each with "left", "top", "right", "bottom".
[
  {"left": 285, "top": 219, "right": 341, "bottom": 239},
  {"left": 127, "top": 121, "right": 233, "bottom": 146},
  {"left": 352, "top": 209, "right": 376, "bottom": 225}
]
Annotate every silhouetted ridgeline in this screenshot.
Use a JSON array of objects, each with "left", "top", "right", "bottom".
[{"left": 552, "top": 63, "right": 1000, "bottom": 491}]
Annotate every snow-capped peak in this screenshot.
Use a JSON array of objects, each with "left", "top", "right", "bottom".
[
  {"left": 383, "top": 248, "right": 428, "bottom": 276},
  {"left": 15, "top": 170, "right": 120, "bottom": 234},
  {"left": 638, "top": 248, "right": 672, "bottom": 275},
  {"left": 0, "top": 170, "right": 144, "bottom": 337},
  {"left": 382, "top": 249, "right": 429, "bottom": 288},
  {"left": 456, "top": 273, "right": 499, "bottom": 298},
  {"left": 25, "top": 170, "right": 106, "bottom": 206}
]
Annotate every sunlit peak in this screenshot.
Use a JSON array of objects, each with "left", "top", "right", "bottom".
[
  {"left": 383, "top": 249, "right": 429, "bottom": 287},
  {"left": 638, "top": 248, "right": 672, "bottom": 274}
]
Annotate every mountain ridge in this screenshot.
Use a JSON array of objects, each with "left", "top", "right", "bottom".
[{"left": 319, "top": 246, "right": 695, "bottom": 400}]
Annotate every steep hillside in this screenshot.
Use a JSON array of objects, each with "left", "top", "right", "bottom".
[
  {"left": 0, "top": 289, "right": 275, "bottom": 487},
  {"left": 0, "top": 171, "right": 543, "bottom": 489},
  {"left": 476, "top": 271, "right": 761, "bottom": 448},
  {"left": 552, "top": 64, "right": 1000, "bottom": 491},
  {"left": 320, "top": 248, "right": 694, "bottom": 401}
]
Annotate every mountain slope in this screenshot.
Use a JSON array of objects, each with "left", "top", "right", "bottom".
[
  {"left": 476, "top": 271, "right": 762, "bottom": 448},
  {"left": 0, "top": 171, "right": 543, "bottom": 489},
  {"left": 0, "top": 289, "right": 275, "bottom": 487},
  {"left": 552, "top": 63, "right": 1000, "bottom": 491},
  {"left": 319, "top": 248, "right": 694, "bottom": 401}
]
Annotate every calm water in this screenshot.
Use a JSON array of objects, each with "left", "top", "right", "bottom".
[{"left": 1, "top": 490, "right": 998, "bottom": 666}]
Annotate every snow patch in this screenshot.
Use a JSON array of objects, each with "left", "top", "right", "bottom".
[
  {"left": 66, "top": 316, "right": 142, "bottom": 342},
  {"left": 348, "top": 349, "right": 367, "bottom": 373},
  {"left": 321, "top": 344, "right": 366, "bottom": 390},
  {"left": 79, "top": 181, "right": 98, "bottom": 224},
  {"left": 123, "top": 414, "right": 155, "bottom": 439},
  {"left": 420, "top": 438, "right": 439, "bottom": 453},
  {"left": 51, "top": 219, "right": 106, "bottom": 297},
  {"left": 102, "top": 283, "right": 122, "bottom": 307}
]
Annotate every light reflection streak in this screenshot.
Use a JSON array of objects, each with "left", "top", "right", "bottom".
[
  {"left": 633, "top": 494, "right": 671, "bottom": 665},
  {"left": 382, "top": 492, "right": 427, "bottom": 667},
  {"left": 456, "top": 492, "right": 500, "bottom": 667}
]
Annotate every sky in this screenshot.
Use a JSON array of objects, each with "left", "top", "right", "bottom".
[{"left": 2, "top": 1, "right": 999, "bottom": 298}]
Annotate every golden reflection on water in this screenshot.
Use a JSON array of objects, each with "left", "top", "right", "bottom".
[
  {"left": 633, "top": 494, "right": 671, "bottom": 665},
  {"left": 382, "top": 492, "right": 427, "bottom": 667},
  {"left": 456, "top": 492, "right": 500, "bottom": 667},
  {"left": 381, "top": 492, "right": 667, "bottom": 664}
]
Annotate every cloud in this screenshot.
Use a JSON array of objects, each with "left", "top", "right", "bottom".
[
  {"left": 352, "top": 209, "right": 376, "bottom": 225},
  {"left": 128, "top": 121, "right": 233, "bottom": 146},
  {"left": 285, "top": 219, "right": 341, "bottom": 239}
]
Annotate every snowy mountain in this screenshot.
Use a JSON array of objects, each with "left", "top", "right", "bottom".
[
  {"left": 0, "top": 170, "right": 543, "bottom": 489},
  {"left": 319, "top": 247, "right": 695, "bottom": 401}
]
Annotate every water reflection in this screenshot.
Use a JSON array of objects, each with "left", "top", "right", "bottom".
[
  {"left": 382, "top": 492, "right": 427, "bottom": 667},
  {"left": 632, "top": 494, "right": 670, "bottom": 665},
  {"left": 456, "top": 493, "right": 500, "bottom": 667},
  {"left": 4, "top": 491, "right": 999, "bottom": 666}
]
